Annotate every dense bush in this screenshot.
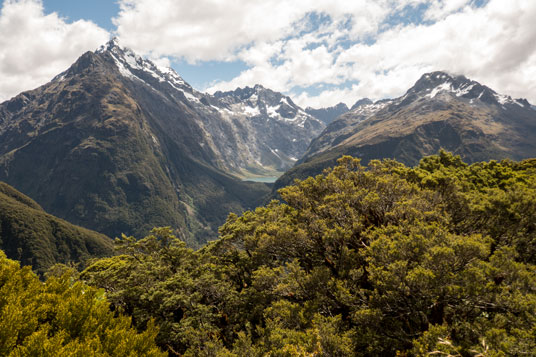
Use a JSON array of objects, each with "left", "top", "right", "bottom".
[
  {"left": 0, "top": 251, "right": 165, "bottom": 356},
  {"left": 81, "top": 152, "right": 536, "bottom": 355}
]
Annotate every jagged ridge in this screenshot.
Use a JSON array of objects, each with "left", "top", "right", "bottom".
[{"left": 276, "top": 71, "right": 536, "bottom": 190}]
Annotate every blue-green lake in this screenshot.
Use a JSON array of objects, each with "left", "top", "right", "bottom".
[{"left": 243, "top": 176, "right": 279, "bottom": 183}]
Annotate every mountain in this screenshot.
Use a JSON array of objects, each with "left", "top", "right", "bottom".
[
  {"left": 305, "top": 102, "right": 349, "bottom": 124},
  {"left": 276, "top": 71, "right": 536, "bottom": 189},
  {"left": 301, "top": 99, "right": 394, "bottom": 160},
  {"left": 212, "top": 85, "right": 325, "bottom": 173},
  {"left": 350, "top": 98, "right": 373, "bottom": 110},
  {"left": 0, "top": 181, "right": 113, "bottom": 275},
  {"left": 1, "top": 38, "right": 302, "bottom": 245}
]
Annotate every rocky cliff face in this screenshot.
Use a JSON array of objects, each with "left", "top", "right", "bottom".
[
  {"left": 211, "top": 85, "right": 325, "bottom": 175},
  {"left": 276, "top": 71, "right": 536, "bottom": 189},
  {"left": 305, "top": 103, "right": 349, "bottom": 125},
  {"left": 0, "top": 39, "right": 282, "bottom": 245}
]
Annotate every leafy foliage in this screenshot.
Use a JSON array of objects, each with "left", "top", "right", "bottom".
[
  {"left": 82, "top": 152, "right": 536, "bottom": 355},
  {"left": 0, "top": 250, "right": 165, "bottom": 356}
]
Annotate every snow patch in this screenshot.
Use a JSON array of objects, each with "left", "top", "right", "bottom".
[
  {"left": 352, "top": 102, "right": 389, "bottom": 117},
  {"left": 182, "top": 91, "right": 200, "bottom": 103},
  {"left": 122, "top": 49, "right": 142, "bottom": 69},
  {"left": 494, "top": 93, "right": 510, "bottom": 105},
  {"left": 157, "top": 65, "right": 188, "bottom": 87},
  {"left": 243, "top": 105, "right": 261, "bottom": 116},
  {"left": 249, "top": 93, "right": 258, "bottom": 103},
  {"left": 280, "top": 97, "right": 292, "bottom": 106},
  {"left": 105, "top": 41, "right": 190, "bottom": 92},
  {"left": 267, "top": 105, "right": 279, "bottom": 118},
  {"left": 53, "top": 72, "right": 66, "bottom": 82},
  {"left": 454, "top": 84, "right": 475, "bottom": 97},
  {"left": 492, "top": 92, "right": 522, "bottom": 106},
  {"left": 111, "top": 53, "right": 145, "bottom": 83},
  {"left": 269, "top": 148, "right": 281, "bottom": 159},
  {"left": 428, "top": 82, "right": 452, "bottom": 98},
  {"left": 514, "top": 100, "right": 525, "bottom": 107}
]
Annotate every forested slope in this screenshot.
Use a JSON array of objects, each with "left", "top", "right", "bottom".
[{"left": 0, "top": 182, "right": 113, "bottom": 275}]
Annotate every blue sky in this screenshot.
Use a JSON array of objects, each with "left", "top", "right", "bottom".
[
  {"left": 40, "top": 0, "right": 245, "bottom": 90},
  {"left": 1, "top": 0, "right": 535, "bottom": 108},
  {"left": 42, "top": 0, "right": 118, "bottom": 30}
]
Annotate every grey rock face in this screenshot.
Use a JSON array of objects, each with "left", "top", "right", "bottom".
[
  {"left": 350, "top": 98, "right": 373, "bottom": 110},
  {"left": 212, "top": 85, "right": 325, "bottom": 174},
  {"left": 305, "top": 103, "right": 349, "bottom": 124}
]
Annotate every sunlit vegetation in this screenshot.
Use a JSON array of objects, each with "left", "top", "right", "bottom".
[
  {"left": 0, "top": 251, "right": 165, "bottom": 356},
  {"left": 78, "top": 151, "right": 536, "bottom": 355}
]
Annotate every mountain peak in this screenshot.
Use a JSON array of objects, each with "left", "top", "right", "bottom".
[
  {"left": 92, "top": 38, "right": 192, "bottom": 93},
  {"left": 350, "top": 98, "right": 373, "bottom": 110},
  {"left": 96, "top": 37, "right": 122, "bottom": 54},
  {"left": 304, "top": 102, "right": 350, "bottom": 125},
  {"left": 406, "top": 71, "right": 531, "bottom": 108},
  {"left": 214, "top": 84, "right": 280, "bottom": 103},
  {"left": 412, "top": 71, "right": 472, "bottom": 93}
]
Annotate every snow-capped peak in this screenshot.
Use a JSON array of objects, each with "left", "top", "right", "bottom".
[
  {"left": 96, "top": 38, "right": 191, "bottom": 93},
  {"left": 96, "top": 37, "right": 121, "bottom": 54},
  {"left": 409, "top": 71, "right": 532, "bottom": 108},
  {"left": 212, "top": 85, "right": 324, "bottom": 129}
]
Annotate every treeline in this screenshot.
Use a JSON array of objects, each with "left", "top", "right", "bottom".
[{"left": 2, "top": 151, "right": 536, "bottom": 355}]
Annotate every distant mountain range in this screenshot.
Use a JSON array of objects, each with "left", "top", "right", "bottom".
[
  {"left": 276, "top": 71, "right": 536, "bottom": 189},
  {"left": 211, "top": 85, "right": 324, "bottom": 172},
  {"left": 1, "top": 38, "right": 535, "bottom": 245},
  {"left": 305, "top": 103, "right": 349, "bottom": 124},
  {"left": 0, "top": 39, "right": 324, "bottom": 244},
  {"left": 304, "top": 99, "right": 380, "bottom": 125}
]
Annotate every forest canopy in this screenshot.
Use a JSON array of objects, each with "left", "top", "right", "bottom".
[
  {"left": 0, "top": 251, "right": 165, "bottom": 356},
  {"left": 78, "top": 151, "right": 536, "bottom": 356}
]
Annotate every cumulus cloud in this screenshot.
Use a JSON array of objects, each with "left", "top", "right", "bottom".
[
  {"left": 0, "top": 0, "right": 109, "bottom": 101},
  {"left": 3, "top": 0, "right": 534, "bottom": 109},
  {"left": 330, "top": 0, "right": 536, "bottom": 106},
  {"left": 114, "top": 0, "right": 536, "bottom": 108},
  {"left": 114, "top": 0, "right": 391, "bottom": 63}
]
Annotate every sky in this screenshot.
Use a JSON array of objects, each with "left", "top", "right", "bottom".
[{"left": 1, "top": 0, "right": 535, "bottom": 108}]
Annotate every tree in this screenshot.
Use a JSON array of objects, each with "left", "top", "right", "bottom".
[
  {"left": 0, "top": 250, "right": 165, "bottom": 356},
  {"left": 82, "top": 153, "right": 536, "bottom": 355}
]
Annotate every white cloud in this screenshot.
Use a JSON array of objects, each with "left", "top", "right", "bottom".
[
  {"left": 3, "top": 0, "right": 535, "bottom": 110},
  {"left": 423, "top": 0, "right": 473, "bottom": 21},
  {"left": 113, "top": 0, "right": 393, "bottom": 62},
  {"left": 0, "top": 0, "right": 109, "bottom": 101},
  {"left": 207, "top": 0, "right": 536, "bottom": 108},
  {"left": 292, "top": 86, "right": 360, "bottom": 109}
]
